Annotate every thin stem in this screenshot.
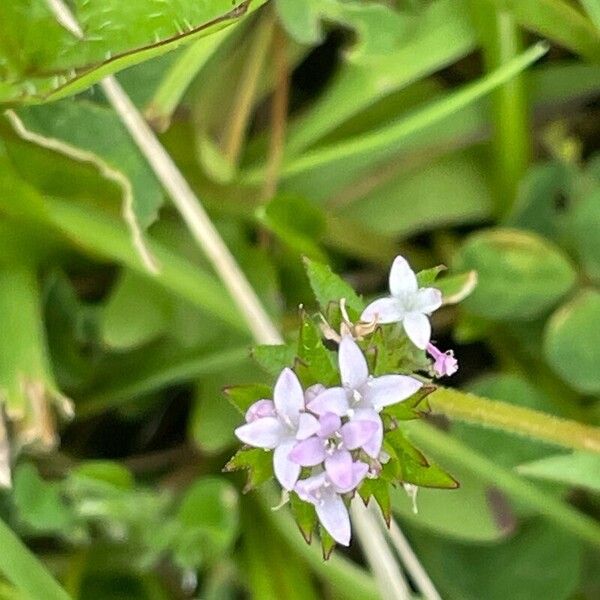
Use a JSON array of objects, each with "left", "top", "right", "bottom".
[
  {"left": 428, "top": 387, "right": 600, "bottom": 453},
  {"left": 222, "top": 13, "right": 274, "bottom": 167},
  {"left": 350, "top": 502, "right": 411, "bottom": 600},
  {"left": 386, "top": 516, "right": 442, "bottom": 600}
]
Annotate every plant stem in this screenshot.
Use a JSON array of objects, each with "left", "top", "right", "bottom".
[
  {"left": 428, "top": 387, "right": 600, "bottom": 453},
  {"left": 0, "top": 518, "right": 71, "bottom": 600},
  {"left": 470, "top": 4, "right": 529, "bottom": 215}
]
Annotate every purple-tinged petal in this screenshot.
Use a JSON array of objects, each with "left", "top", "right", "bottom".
[
  {"left": 389, "top": 256, "right": 418, "bottom": 297},
  {"left": 273, "top": 440, "right": 301, "bottom": 490},
  {"left": 295, "top": 472, "right": 327, "bottom": 503},
  {"left": 403, "top": 312, "right": 431, "bottom": 350},
  {"left": 307, "top": 387, "right": 349, "bottom": 416},
  {"left": 305, "top": 384, "right": 327, "bottom": 404},
  {"left": 234, "top": 417, "right": 284, "bottom": 449},
  {"left": 325, "top": 450, "right": 354, "bottom": 490},
  {"left": 245, "top": 399, "right": 275, "bottom": 423},
  {"left": 414, "top": 287, "right": 442, "bottom": 314},
  {"left": 296, "top": 412, "right": 320, "bottom": 440},
  {"left": 361, "top": 297, "right": 403, "bottom": 325},
  {"left": 315, "top": 492, "right": 351, "bottom": 546},
  {"left": 289, "top": 437, "right": 326, "bottom": 466},
  {"left": 318, "top": 412, "right": 342, "bottom": 438},
  {"left": 365, "top": 374, "right": 423, "bottom": 411},
  {"left": 352, "top": 409, "right": 383, "bottom": 459},
  {"left": 273, "top": 368, "right": 304, "bottom": 423},
  {"left": 349, "top": 461, "right": 369, "bottom": 490},
  {"left": 338, "top": 336, "right": 369, "bottom": 390},
  {"left": 340, "top": 420, "right": 378, "bottom": 450}
]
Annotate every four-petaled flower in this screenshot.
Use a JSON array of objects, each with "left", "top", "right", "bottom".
[
  {"left": 361, "top": 256, "right": 442, "bottom": 349},
  {"left": 289, "top": 412, "right": 378, "bottom": 489},
  {"left": 235, "top": 368, "right": 320, "bottom": 490},
  {"left": 307, "top": 336, "right": 423, "bottom": 458},
  {"left": 295, "top": 464, "right": 368, "bottom": 546}
]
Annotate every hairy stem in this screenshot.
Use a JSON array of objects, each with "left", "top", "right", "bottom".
[{"left": 429, "top": 387, "right": 600, "bottom": 453}]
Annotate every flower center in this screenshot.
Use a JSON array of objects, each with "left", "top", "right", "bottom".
[{"left": 325, "top": 432, "right": 343, "bottom": 454}]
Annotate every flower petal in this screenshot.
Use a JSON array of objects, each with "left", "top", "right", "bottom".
[
  {"left": 304, "top": 383, "right": 327, "bottom": 404},
  {"left": 349, "top": 461, "right": 370, "bottom": 491},
  {"left": 414, "top": 287, "right": 442, "bottom": 314},
  {"left": 352, "top": 409, "right": 383, "bottom": 459},
  {"left": 245, "top": 399, "right": 275, "bottom": 423},
  {"left": 338, "top": 336, "right": 369, "bottom": 390},
  {"left": 295, "top": 471, "right": 327, "bottom": 503},
  {"left": 360, "top": 297, "right": 403, "bottom": 325},
  {"left": 307, "top": 387, "right": 349, "bottom": 416},
  {"left": 289, "top": 437, "right": 326, "bottom": 466},
  {"left": 403, "top": 312, "right": 431, "bottom": 350},
  {"left": 273, "top": 440, "right": 301, "bottom": 490},
  {"left": 234, "top": 417, "right": 284, "bottom": 449},
  {"left": 315, "top": 492, "right": 351, "bottom": 546},
  {"left": 365, "top": 374, "right": 423, "bottom": 411},
  {"left": 325, "top": 449, "right": 354, "bottom": 490},
  {"left": 389, "top": 256, "right": 418, "bottom": 297},
  {"left": 273, "top": 368, "right": 304, "bottom": 423},
  {"left": 318, "top": 412, "right": 342, "bottom": 438},
  {"left": 340, "top": 420, "right": 378, "bottom": 450},
  {"left": 296, "top": 412, "right": 320, "bottom": 440}
]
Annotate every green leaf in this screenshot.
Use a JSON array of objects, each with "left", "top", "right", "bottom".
[
  {"left": 296, "top": 313, "right": 338, "bottom": 387},
  {"left": 407, "top": 519, "right": 582, "bottom": 600},
  {"left": 0, "top": 0, "right": 266, "bottom": 104},
  {"left": 175, "top": 477, "right": 239, "bottom": 568},
  {"left": 10, "top": 100, "right": 164, "bottom": 269},
  {"left": 455, "top": 228, "right": 577, "bottom": 320},
  {"left": 224, "top": 448, "right": 273, "bottom": 492},
  {"left": 544, "top": 289, "right": 600, "bottom": 394},
  {"left": 303, "top": 258, "right": 363, "bottom": 316},
  {"left": 290, "top": 493, "right": 317, "bottom": 543},
  {"left": 517, "top": 452, "right": 600, "bottom": 493},
  {"left": 102, "top": 270, "right": 171, "bottom": 349},
  {"left": 319, "top": 525, "right": 337, "bottom": 560},
  {"left": 568, "top": 188, "right": 600, "bottom": 282},
  {"left": 258, "top": 194, "right": 327, "bottom": 261},
  {"left": 436, "top": 271, "right": 478, "bottom": 305},
  {"left": 225, "top": 383, "right": 272, "bottom": 415},
  {"left": 252, "top": 344, "right": 296, "bottom": 376},
  {"left": 275, "top": 0, "right": 408, "bottom": 62},
  {"left": 12, "top": 464, "right": 74, "bottom": 534},
  {"left": 72, "top": 461, "right": 135, "bottom": 490},
  {"left": 416, "top": 265, "right": 446, "bottom": 286},
  {"left": 358, "top": 478, "right": 392, "bottom": 526}
]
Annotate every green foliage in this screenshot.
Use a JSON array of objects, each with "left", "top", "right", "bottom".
[{"left": 455, "top": 228, "right": 577, "bottom": 320}]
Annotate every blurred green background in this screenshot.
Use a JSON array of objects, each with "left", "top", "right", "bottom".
[{"left": 0, "top": 0, "right": 599, "bottom": 598}]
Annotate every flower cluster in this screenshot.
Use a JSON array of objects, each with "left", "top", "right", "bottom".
[{"left": 233, "top": 255, "right": 459, "bottom": 546}]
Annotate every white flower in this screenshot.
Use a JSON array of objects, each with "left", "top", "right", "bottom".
[
  {"left": 361, "top": 256, "right": 442, "bottom": 349},
  {"left": 307, "top": 336, "right": 422, "bottom": 458},
  {"left": 235, "top": 368, "right": 320, "bottom": 490}
]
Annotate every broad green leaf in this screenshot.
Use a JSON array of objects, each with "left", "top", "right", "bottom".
[
  {"left": 436, "top": 271, "right": 478, "bottom": 305},
  {"left": 224, "top": 448, "right": 273, "bottom": 492},
  {"left": 415, "top": 265, "right": 446, "bottom": 287},
  {"left": 408, "top": 519, "right": 582, "bottom": 600},
  {"left": 455, "top": 228, "right": 577, "bottom": 320},
  {"left": 72, "top": 461, "right": 135, "bottom": 490},
  {"left": 275, "top": 0, "right": 409, "bottom": 62},
  {"left": 568, "top": 189, "right": 600, "bottom": 282},
  {"left": 283, "top": 0, "right": 476, "bottom": 155},
  {"left": 102, "top": 270, "right": 171, "bottom": 349},
  {"left": 258, "top": 194, "right": 327, "bottom": 261},
  {"left": 358, "top": 478, "right": 392, "bottom": 525},
  {"left": 581, "top": 0, "right": 600, "bottom": 28},
  {"left": 12, "top": 464, "right": 74, "bottom": 534},
  {"left": 175, "top": 478, "right": 239, "bottom": 568},
  {"left": 0, "top": 0, "right": 266, "bottom": 104},
  {"left": 544, "top": 289, "right": 600, "bottom": 394},
  {"left": 10, "top": 100, "right": 164, "bottom": 269},
  {"left": 225, "top": 383, "right": 272, "bottom": 415},
  {"left": 481, "top": 0, "right": 600, "bottom": 60},
  {"left": 517, "top": 452, "right": 600, "bottom": 493},
  {"left": 303, "top": 258, "right": 363, "bottom": 315},
  {"left": 296, "top": 314, "right": 338, "bottom": 387},
  {"left": 453, "top": 374, "right": 560, "bottom": 468}
]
